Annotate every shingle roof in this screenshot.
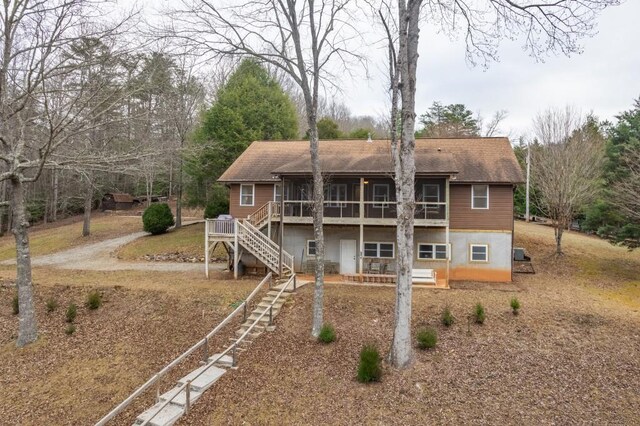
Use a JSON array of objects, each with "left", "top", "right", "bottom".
[{"left": 218, "top": 138, "right": 524, "bottom": 184}]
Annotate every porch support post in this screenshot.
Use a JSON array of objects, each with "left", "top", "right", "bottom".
[
  {"left": 359, "top": 177, "right": 364, "bottom": 275},
  {"left": 233, "top": 220, "right": 239, "bottom": 280},
  {"left": 267, "top": 201, "right": 272, "bottom": 240},
  {"left": 279, "top": 176, "right": 285, "bottom": 277},
  {"left": 205, "top": 220, "right": 210, "bottom": 278},
  {"left": 446, "top": 177, "right": 451, "bottom": 286}
]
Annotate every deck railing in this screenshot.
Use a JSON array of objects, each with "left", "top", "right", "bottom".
[
  {"left": 95, "top": 273, "right": 273, "bottom": 426},
  {"left": 206, "top": 218, "right": 235, "bottom": 236},
  {"left": 247, "top": 201, "right": 280, "bottom": 228},
  {"left": 282, "top": 200, "right": 447, "bottom": 221}
]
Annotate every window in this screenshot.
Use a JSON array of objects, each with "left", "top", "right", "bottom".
[
  {"left": 363, "top": 242, "right": 394, "bottom": 258},
  {"left": 240, "top": 184, "right": 254, "bottom": 206},
  {"left": 328, "top": 184, "right": 347, "bottom": 207},
  {"left": 422, "top": 184, "right": 440, "bottom": 203},
  {"left": 273, "top": 184, "right": 289, "bottom": 202},
  {"left": 307, "top": 240, "right": 316, "bottom": 256},
  {"left": 471, "top": 185, "right": 489, "bottom": 209},
  {"left": 470, "top": 244, "right": 488, "bottom": 262},
  {"left": 417, "top": 243, "right": 448, "bottom": 260},
  {"left": 373, "top": 184, "right": 390, "bottom": 208}
]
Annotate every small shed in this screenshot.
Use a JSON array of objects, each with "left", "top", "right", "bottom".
[{"left": 102, "top": 193, "right": 135, "bottom": 211}]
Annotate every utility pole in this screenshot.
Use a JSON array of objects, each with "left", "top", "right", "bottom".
[{"left": 525, "top": 140, "right": 531, "bottom": 222}]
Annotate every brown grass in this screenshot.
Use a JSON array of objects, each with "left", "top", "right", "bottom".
[{"left": 0, "top": 214, "right": 141, "bottom": 261}]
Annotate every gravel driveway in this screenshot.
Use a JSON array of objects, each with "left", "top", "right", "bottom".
[{"left": 1, "top": 231, "right": 225, "bottom": 273}]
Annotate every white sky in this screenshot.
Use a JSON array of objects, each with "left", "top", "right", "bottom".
[
  {"left": 342, "top": 1, "right": 640, "bottom": 138},
  {"left": 131, "top": 0, "right": 640, "bottom": 139}
]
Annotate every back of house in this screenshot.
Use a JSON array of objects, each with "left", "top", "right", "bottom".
[{"left": 215, "top": 137, "right": 524, "bottom": 283}]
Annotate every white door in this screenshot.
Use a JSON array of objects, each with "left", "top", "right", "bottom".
[{"left": 340, "top": 240, "right": 357, "bottom": 274}]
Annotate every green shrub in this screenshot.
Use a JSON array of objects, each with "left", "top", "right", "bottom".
[
  {"left": 473, "top": 303, "right": 486, "bottom": 324},
  {"left": 86, "top": 291, "right": 102, "bottom": 310},
  {"left": 12, "top": 294, "right": 19, "bottom": 315},
  {"left": 26, "top": 199, "right": 46, "bottom": 224},
  {"left": 142, "top": 203, "right": 175, "bottom": 235},
  {"left": 510, "top": 297, "right": 521, "bottom": 315},
  {"left": 204, "top": 200, "right": 230, "bottom": 219},
  {"left": 46, "top": 298, "right": 58, "bottom": 313},
  {"left": 66, "top": 303, "right": 77, "bottom": 323},
  {"left": 65, "top": 324, "right": 76, "bottom": 335},
  {"left": 442, "top": 306, "right": 455, "bottom": 327},
  {"left": 357, "top": 344, "right": 382, "bottom": 383},
  {"left": 318, "top": 323, "right": 336, "bottom": 344},
  {"left": 417, "top": 327, "right": 438, "bottom": 350}
]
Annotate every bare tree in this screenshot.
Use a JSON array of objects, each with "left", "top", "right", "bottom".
[
  {"left": 167, "top": 0, "right": 362, "bottom": 337},
  {"left": 0, "top": 0, "right": 135, "bottom": 347},
  {"left": 375, "top": 0, "right": 620, "bottom": 368},
  {"left": 532, "top": 108, "right": 605, "bottom": 254}
]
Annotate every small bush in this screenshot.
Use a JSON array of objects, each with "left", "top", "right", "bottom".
[
  {"left": 142, "top": 203, "right": 175, "bottom": 235},
  {"left": 204, "top": 199, "right": 230, "bottom": 219},
  {"left": 86, "top": 291, "right": 102, "bottom": 310},
  {"left": 318, "top": 323, "right": 336, "bottom": 344},
  {"left": 65, "top": 324, "right": 76, "bottom": 335},
  {"left": 357, "top": 344, "right": 382, "bottom": 383},
  {"left": 46, "top": 298, "right": 58, "bottom": 313},
  {"left": 417, "top": 328, "right": 438, "bottom": 350},
  {"left": 510, "top": 297, "right": 521, "bottom": 315},
  {"left": 12, "top": 294, "right": 19, "bottom": 315},
  {"left": 441, "top": 306, "right": 455, "bottom": 327},
  {"left": 473, "top": 303, "right": 486, "bottom": 324},
  {"left": 66, "top": 303, "right": 77, "bottom": 323}
]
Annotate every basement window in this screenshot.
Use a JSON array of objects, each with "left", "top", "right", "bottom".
[
  {"left": 307, "top": 240, "right": 317, "bottom": 256},
  {"left": 470, "top": 244, "right": 489, "bottom": 262},
  {"left": 240, "top": 184, "right": 255, "bottom": 206},
  {"left": 364, "top": 242, "right": 394, "bottom": 258},
  {"left": 417, "top": 243, "right": 448, "bottom": 260}
]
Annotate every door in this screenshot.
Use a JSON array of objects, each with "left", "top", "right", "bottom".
[{"left": 340, "top": 239, "right": 357, "bottom": 274}]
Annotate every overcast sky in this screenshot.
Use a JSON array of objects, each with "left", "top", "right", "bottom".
[{"left": 341, "top": 1, "right": 640, "bottom": 138}]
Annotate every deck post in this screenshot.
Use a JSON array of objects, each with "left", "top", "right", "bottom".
[
  {"left": 278, "top": 176, "right": 285, "bottom": 277},
  {"left": 267, "top": 201, "right": 272, "bottom": 239},
  {"left": 205, "top": 220, "right": 209, "bottom": 278},
  {"left": 446, "top": 177, "right": 451, "bottom": 286},
  {"left": 185, "top": 381, "right": 191, "bottom": 413},
  {"left": 233, "top": 220, "right": 239, "bottom": 280},
  {"left": 359, "top": 177, "right": 364, "bottom": 276}
]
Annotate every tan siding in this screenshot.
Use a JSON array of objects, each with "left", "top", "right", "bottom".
[
  {"left": 229, "top": 183, "right": 275, "bottom": 218},
  {"left": 449, "top": 184, "right": 514, "bottom": 230}
]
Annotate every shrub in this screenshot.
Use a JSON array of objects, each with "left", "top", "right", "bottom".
[
  {"left": 441, "top": 306, "right": 455, "bottom": 327},
  {"left": 357, "top": 344, "right": 381, "bottom": 383},
  {"left": 12, "top": 294, "right": 19, "bottom": 315},
  {"left": 473, "top": 303, "right": 486, "bottom": 324},
  {"left": 142, "top": 203, "right": 175, "bottom": 235},
  {"left": 46, "top": 298, "right": 58, "bottom": 313},
  {"left": 86, "top": 291, "right": 102, "bottom": 310},
  {"left": 65, "top": 324, "right": 76, "bottom": 335},
  {"left": 417, "top": 328, "right": 438, "bottom": 350},
  {"left": 318, "top": 323, "right": 336, "bottom": 344},
  {"left": 510, "top": 297, "right": 521, "bottom": 315},
  {"left": 204, "top": 199, "right": 230, "bottom": 219},
  {"left": 66, "top": 303, "right": 77, "bottom": 323}
]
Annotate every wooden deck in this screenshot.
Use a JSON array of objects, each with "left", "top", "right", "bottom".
[{"left": 296, "top": 274, "right": 449, "bottom": 289}]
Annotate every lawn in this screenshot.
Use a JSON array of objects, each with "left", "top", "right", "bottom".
[
  {"left": 116, "top": 222, "right": 228, "bottom": 261},
  {"left": 1, "top": 222, "right": 639, "bottom": 425},
  {"left": 0, "top": 214, "right": 141, "bottom": 261}
]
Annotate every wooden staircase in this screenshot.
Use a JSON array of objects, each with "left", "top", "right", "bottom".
[{"left": 132, "top": 277, "right": 299, "bottom": 426}]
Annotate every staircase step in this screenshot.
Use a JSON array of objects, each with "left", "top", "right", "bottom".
[
  {"left": 235, "top": 329, "right": 262, "bottom": 340},
  {"left": 158, "top": 385, "right": 203, "bottom": 408},
  {"left": 135, "top": 401, "right": 184, "bottom": 426},
  {"left": 208, "top": 353, "right": 234, "bottom": 368},
  {"left": 177, "top": 364, "right": 226, "bottom": 393}
]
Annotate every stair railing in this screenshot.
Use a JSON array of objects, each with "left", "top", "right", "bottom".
[
  {"left": 246, "top": 201, "right": 280, "bottom": 228},
  {"left": 95, "top": 273, "right": 273, "bottom": 426},
  {"left": 237, "top": 220, "right": 295, "bottom": 275}
]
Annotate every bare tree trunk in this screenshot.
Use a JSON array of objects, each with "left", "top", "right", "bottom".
[
  {"left": 52, "top": 168, "right": 58, "bottom": 222},
  {"left": 389, "top": 0, "right": 422, "bottom": 369},
  {"left": 0, "top": 180, "right": 6, "bottom": 235},
  {"left": 309, "top": 123, "right": 325, "bottom": 338},
  {"left": 11, "top": 178, "right": 38, "bottom": 347},
  {"left": 555, "top": 223, "right": 564, "bottom": 255},
  {"left": 83, "top": 181, "right": 93, "bottom": 237},
  {"left": 175, "top": 158, "right": 183, "bottom": 228}
]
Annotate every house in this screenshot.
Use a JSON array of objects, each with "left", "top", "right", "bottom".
[
  {"left": 101, "top": 193, "right": 135, "bottom": 211},
  {"left": 206, "top": 138, "right": 524, "bottom": 284}
]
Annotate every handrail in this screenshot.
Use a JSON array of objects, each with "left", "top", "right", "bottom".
[
  {"left": 139, "top": 273, "right": 296, "bottom": 426},
  {"left": 95, "top": 273, "right": 273, "bottom": 426},
  {"left": 237, "top": 220, "right": 295, "bottom": 274},
  {"left": 247, "top": 201, "right": 279, "bottom": 228}
]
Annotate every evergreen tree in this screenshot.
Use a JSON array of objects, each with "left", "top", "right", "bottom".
[
  {"left": 186, "top": 59, "right": 298, "bottom": 205},
  {"left": 305, "top": 117, "right": 341, "bottom": 139},
  {"left": 416, "top": 102, "right": 480, "bottom": 137}
]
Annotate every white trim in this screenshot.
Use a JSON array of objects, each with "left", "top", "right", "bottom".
[
  {"left": 240, "top": 183, "right": 255, "bottom": 206},
  {"left": 363, "top": 241, "right": 395, "bottom": 259},
  {"left": 422, "top": 184, "right": 440, "bottom": 202},
  {"left": 373, "top": 184, "right": 390, "bottom": 208},
  {"left": 471, "top": 185, "right": 489, "bottom": 209},
  {"left": 328, "top": 183, "right": 347, "bottom": 207},
  {"left": 470, "top": 244, "right": 489, "bottom": 262},
  {"left": 306, "top": 239, "right": 317, "bottom": 256},
  {"left": 273, "top": 184, "right": 280, "bottom": 202},
  {"left": 417, "top": 242, "right": 450, "bottom": 261}
]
